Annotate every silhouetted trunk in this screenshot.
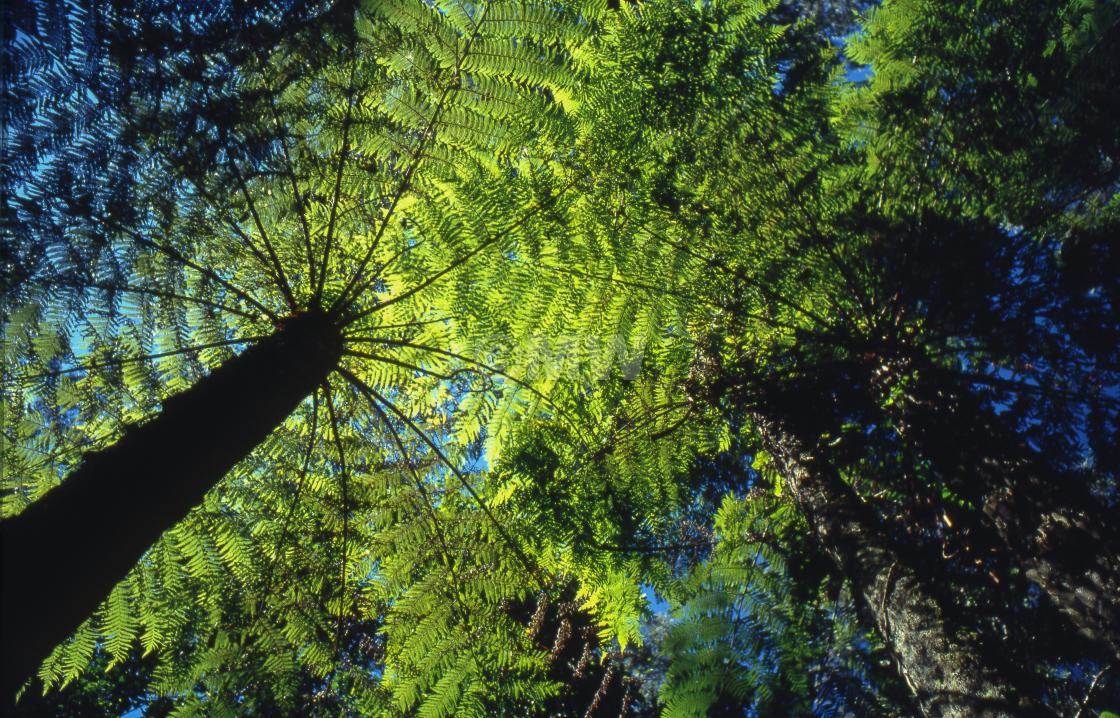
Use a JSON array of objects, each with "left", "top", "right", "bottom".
[
  {"left": 1, "top": 311, "right": 342, "bottom": 702},
  {"left": 750, "top": 411, "right": 1039, "bottom": 718},
  {"left": 878, "top": 356, "right": 1120, "bottom": 661}
]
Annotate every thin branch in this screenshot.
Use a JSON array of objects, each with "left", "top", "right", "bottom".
[
  {"left": 317, "top": 56, "right": 361, "bottom": 302},
  {"left": 340, "top": 336, "right": 574, "bottom": 430},
  {"left": 330, "top": 3, "right": 495, "bottom": 315},
  {"left": 535, "top": 262, "right": 812, "bottom": 336},
  {"left": 643, "top": 226, "right": 832, "bottom": 330},
  {"left": 266, "top": 91, "right": 319, "bottom": 287},
  {"left": 342, "top": 176, "right": 580, "bottom": 325},
  {"left": 957, "top": 370, "right": 1120, "bottom": 408},
  {"left": 344, "top": 235, "right": 502, "bottom": 323},
  {"left": 342, "top": 349, "right": 477, "bottom": 383},
  {"left": 259, "top": 391, "right": 320, "bottom": 601},
  {"left": 1073, "top": 663, "right": 1112, "bottom": 718},
  {"left": 30, "top": 279, "right": 262, "bottom": 321},
  {"left": 336, "top": 371, "right": 480, "bottom": 625},
  {"left": 346, "top": 315, "right": 451, "bottom": 334},
  {"left": 219, "top": 215, "right": 294, "bottom": 303},
  {"left": 588, "top": 537, "right": 713, "bottom": 555},
  {"left": 124, "top": 229, "right": 279, "bottom": 320},
  {"left": 323, "top": 382, "right": 352, "bottom": 661},
  {"left": 332, "top": 236, "right": 429, "bottom": 317},
  {"left": 176, "top": 173, "right": 288, "bottom": 296},
  {"left": 647, "top": 404, "right": 696, "bottom": 441},
  {"left": 14, "top": 335, "right": 268, "bottom": 382},
  {"left": 758, "top": 140, "right": 875, "bottom": 324},
  {"left": 336, "top": 366, "right": 547, "bottom": 591},
  {"left": 224, "top": 142, "right": 299, "bottom": 311}
]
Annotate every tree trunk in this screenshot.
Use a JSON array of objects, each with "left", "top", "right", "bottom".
[
  {"left": 1, "top": 310, "right": 342, "bottom": 702},
  {"left": 880, "top": 357, "right": 1120, "bottom": 661},
  {"left": 750, "top": 412, "right": 1039, "bottom": 718}
]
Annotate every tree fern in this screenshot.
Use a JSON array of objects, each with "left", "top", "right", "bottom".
[{"left": 4, "top": 0, "right": 598, "bottom": 701}]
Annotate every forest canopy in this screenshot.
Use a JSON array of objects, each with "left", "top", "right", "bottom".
[{"left": 2, "top": 0, "right": 1118, "bottom": 716}]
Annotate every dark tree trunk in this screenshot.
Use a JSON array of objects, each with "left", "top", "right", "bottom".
[
  {"left": 881, "top": 358, "right": 1120, "bottom": 661},
  {"left": 750, "top": 411, "right": 1040, "bottom": 718},
  {"left": 1, "top": 311, "right": 342, "bottom": 702}
]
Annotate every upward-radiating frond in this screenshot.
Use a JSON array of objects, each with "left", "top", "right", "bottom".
[{"left": 4, "top": 0, "right": 603, "bottom": 708}]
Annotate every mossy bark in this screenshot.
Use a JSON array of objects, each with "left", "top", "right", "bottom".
[{"left": 752, "top": 412, "right": 1040, "bottom": 718}]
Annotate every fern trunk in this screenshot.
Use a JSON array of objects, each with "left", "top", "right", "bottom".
[
  {"left": 1, "top": 311, "right": 342, "bottom": 700},
  {"left": 750, "top": 412, "right": 1039, "bottom": 718}
]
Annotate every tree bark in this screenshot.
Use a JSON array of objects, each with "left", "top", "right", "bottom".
[
  {"left": 750, "top": 411, "right": 1039, "bottom": 718},
  {"left": 880, "top": 358, "right": 1120, "bottom": 661},
  {"left": 1, "top": 310, "right": 342, "bottom": 702}
]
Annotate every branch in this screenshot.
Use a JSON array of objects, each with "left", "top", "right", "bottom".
[{"left": 336, "top": 366, "right": 548, "bottom": 592}]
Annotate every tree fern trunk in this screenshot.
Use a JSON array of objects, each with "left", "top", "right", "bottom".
[
  {"left": 750, "top": 412, "right": 1038, "bottom": 718},
  {"left": 1, "top": 311, "right": 342, "bottom": 701}
]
